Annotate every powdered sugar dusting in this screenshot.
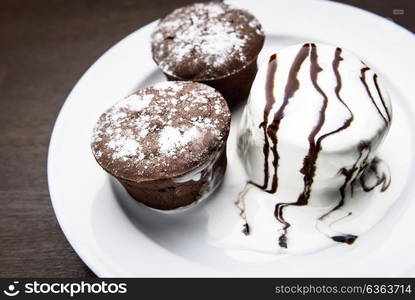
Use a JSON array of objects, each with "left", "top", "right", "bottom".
[
  {"left": 108, "top": 137, "right": 144, "bottom": 161},
  {"left": 116, "top": 94, "right": 152, "bottom": 112},
  {"left": 151, "top": 2, "right": 264, "bottom": 80},
  {"left": 159, "top": 126, "right": 201, "bottom": 156},
  {"left": 91, "top": 81, "right": 231, "bottom": 180}
]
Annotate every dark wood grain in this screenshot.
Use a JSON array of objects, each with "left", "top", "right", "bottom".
[{"left": 0, "top": 0, "right": 413, "bottom": 278}]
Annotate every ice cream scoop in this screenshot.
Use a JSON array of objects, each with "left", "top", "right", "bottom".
[{"left": 237, "top": 43, "right": 392, "bottom": 248}]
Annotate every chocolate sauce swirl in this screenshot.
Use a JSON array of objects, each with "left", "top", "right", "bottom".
[
  {"left": 319, "top": 141, "right": 371, "bottom": 221},
  {"left": 238, "top": 44, "right": 392, "bottom": 248},
  {"left": 271, "top": 46, "right": 391, "bottom": 247},
  {"left": 360, "top": 67, "right": 390, "bottom": 125},
  {"left": 359, "top": 157, "right": 391, "bottom": 192},
  {"left": 373, "top": 74, "right": 392, "bottom": 122},
  {"left": 267, "top": 43, "right": 310, "bottom": 194},
  {"left": 258, "top": 54, "right": 277, "bottom": 190},
  {"left": 317, "top": 65, "right": 391, "bottom": 242},
  {"left": 275, "top": 44, "right": 336, "bottom": 247}
]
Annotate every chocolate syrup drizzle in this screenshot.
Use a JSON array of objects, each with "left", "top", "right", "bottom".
[
  {"left": 373, "top": 74, "right": 392, "bottom": 122},
  {"left": 235, "top": 182, "right": 254, "bottom": 236},
  {"left": 319, "top": 141, "right": 371, "bottom": 244},
  {"left": 241, "top": 45, "right": 309, "bottom": 239},
  {"left": 275, "top": 44, "right": 345, "bottom": 247},
  {"left": 237, "top": 43, "right": 391, "bottom": 248},
  {"left": 317, "top": 65, "right": 392, "bottom": 244},
  {"left": 267, "top": 44, "right": 311, "bottom": 195},
  {"left": 359, "top": 157, "right": 391, "bottom": 192},
  {"left": 360, "top": 67, "right": 390, "bottom": 125},
  {"left": 244, "top": 44, "right": 391, "bottom": 248},
  {"left": 258, "top": 54, "right": 277, "bottom": 190}
]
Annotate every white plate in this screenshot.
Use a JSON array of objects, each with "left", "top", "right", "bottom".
[{"left": 48, "top": 0, "right": 415, "bottom": 277}]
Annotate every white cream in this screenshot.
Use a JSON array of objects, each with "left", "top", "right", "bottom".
[
  {"left": 154, "top": 145, "right": 226, "bottom": 214},
  {"left": 236, "top": 43, "right": 393, "bottom": 251}
]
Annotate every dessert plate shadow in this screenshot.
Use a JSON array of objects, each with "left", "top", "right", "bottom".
[{"left": 48, "top": 0, "right": 415, "bottom": 277}]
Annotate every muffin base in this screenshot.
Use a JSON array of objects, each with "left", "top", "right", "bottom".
[
  {"left": 164, "top": 59, "right": 258, "bottom": 109},
  {"left": 116, "top": 146, "right": 227, "bottom": 210}
]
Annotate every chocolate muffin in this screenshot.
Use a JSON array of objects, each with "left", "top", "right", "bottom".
[
  {"left": 151, "top": 1, "right": 265, "bottom": 108},
  {"left": 91, "top": 81, "right": 231, "bottom": 210}
]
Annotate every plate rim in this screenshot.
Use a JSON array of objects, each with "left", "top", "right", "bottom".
[{"left": 47, "top": 0, "right": 415, "bottom": 277}]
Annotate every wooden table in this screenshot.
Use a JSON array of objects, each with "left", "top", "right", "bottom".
[{"left": 0, "top": 0, "right": 413, "bottom": 277}]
